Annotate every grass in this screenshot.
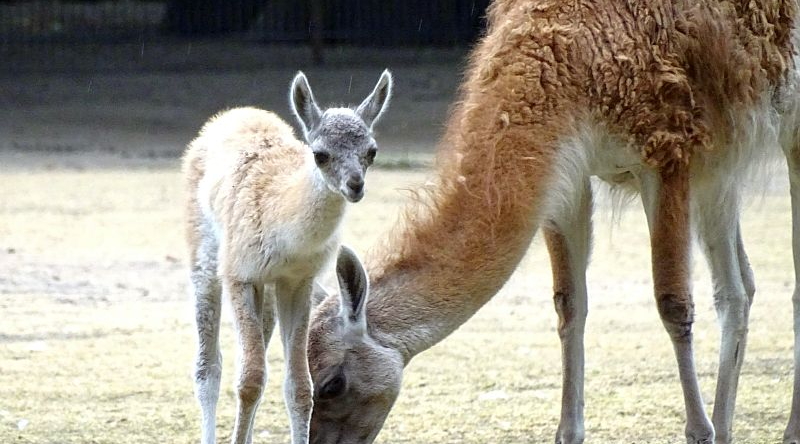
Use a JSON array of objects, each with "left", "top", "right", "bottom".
[
  {"left": 372, "top": 151, "right": 434, "bottom": 170},
  {"left": 0, "top": 163, "right": 796, "bottom": 443}
]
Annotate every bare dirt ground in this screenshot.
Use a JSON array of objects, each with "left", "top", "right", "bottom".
[{"left": 0, "top": 43, "right": 797, "bottom": 443}]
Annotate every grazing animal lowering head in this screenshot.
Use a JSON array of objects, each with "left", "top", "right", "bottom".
[
  {"left": 290, "top": 70, "right": 393, "bottom": 203},
  {"left": 307, "top": 246, "right": 403, "bottom": 444}
]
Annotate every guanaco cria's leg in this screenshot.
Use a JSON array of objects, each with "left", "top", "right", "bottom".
[
  {"left": 192, "top": 225, "right": 222, "bottom": 444},
  {"left": 276, "top": 277, "right": 314, "bottom": 444},
  {"left": 544, "top": 180, "right": 592, "bottom": 444},
  {"left": 640, "top": 167, "right": 714, "bottom": 444},
  {"left": 229, "top": 280, "right": 267, "bottom": 444},
  {"left": 259, "top": 283, "right": 277, "bottom": 352}
]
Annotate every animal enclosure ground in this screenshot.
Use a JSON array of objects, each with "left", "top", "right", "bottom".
[{"left": 0, "top": 163, "right": 796, "bottom": 444}]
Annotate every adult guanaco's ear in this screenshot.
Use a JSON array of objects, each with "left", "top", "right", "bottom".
[
  {"left": 336, "top": 245, "right": 369, "bottom": 331},
  {"left": 289, "top": 71, "right": 323, "bottom": 141},
  {"left": 356, "top": 69, "right": 392, "bottom": 129}
]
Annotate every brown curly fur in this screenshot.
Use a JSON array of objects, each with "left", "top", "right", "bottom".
[
  {"left": 305, "top": 2, "right": 798, "bottom": 443},
  {"left": 362, "top": 0, "right": 795, "bottom": 353}
]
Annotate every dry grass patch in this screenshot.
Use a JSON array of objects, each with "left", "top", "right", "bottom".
[{"left": 0, "top": 164, "right": 795, "bottom": 443}]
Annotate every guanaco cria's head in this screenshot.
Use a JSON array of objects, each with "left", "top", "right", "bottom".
[
  {"left": 307, "top": 246, "right": 403, "bottom": 444},
  {"left": 290, "top": 70, "right": 393, "bottom": 203}
]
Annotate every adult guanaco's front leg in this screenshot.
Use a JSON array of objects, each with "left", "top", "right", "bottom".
[
  {"left": 640, "top": 167, "right": 714, "bottom": 444},
  {"left": 785, "top": 146, "right": 800, "bottom": 444},
  {"left": 693, "top": 181, "right": 753, "bottom": 444},
  {"left": 544, "top": 180, "right": 592, "bottom": 444}
]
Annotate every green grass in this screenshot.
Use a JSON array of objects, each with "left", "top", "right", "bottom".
[{"left": 0, "top": 166, "right": 795, "bottom": 443}]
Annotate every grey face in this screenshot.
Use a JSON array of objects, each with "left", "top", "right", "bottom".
[
  {"left": 308, "top": 109, "right": 377, "bottom": 202},
  {"left": 306, "top": 247, "right": 403, "bottom": 444},
  {"left": 290, "top": 70, "right": 393, "bottom": 203},
  {"left": 307, "top": 310, "right": 403, "bottom": 444}
]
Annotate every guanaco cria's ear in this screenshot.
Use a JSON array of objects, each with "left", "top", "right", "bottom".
[
  {"left": 356, "top": 69, "right": 393, "bottom": 129},
  {"left": 336, "top": 245, "right": 369, "bottom": 331},
  {"left": 289, "top": 71, "right": 323, "bottom": 141}
]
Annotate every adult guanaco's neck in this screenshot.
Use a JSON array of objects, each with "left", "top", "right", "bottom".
[
  {"left": 364, "top": 91, "right": 568, "bottom": 364},
  {"left": 356, "top": 1, "right": 592, "bottom": 363}
]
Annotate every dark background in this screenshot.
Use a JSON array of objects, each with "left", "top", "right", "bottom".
[
  {"left": 0, "top": 1, "right": 492, "bottom": 165},
  {"left": 0, "top": 0, "right": 490, "bottom": 71}
]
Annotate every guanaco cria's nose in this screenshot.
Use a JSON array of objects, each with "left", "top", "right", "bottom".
[{"left": 346, "top": 175, "right": 364, "bottom": 195}]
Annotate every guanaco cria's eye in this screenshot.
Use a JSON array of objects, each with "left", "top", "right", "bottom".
[
  {"left": 366, "top": 147, "right": 377, "bottom": 165},
  {"left": 319, "top": 375, "right": 346, "bottom": 399},
  {"left": 314, "top": 151, "right": 330, "bottom": 166}
]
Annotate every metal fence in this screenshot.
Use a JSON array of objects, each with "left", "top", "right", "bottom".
[{"left": 0, "top": 0, "right": 489, "bottom": 46}]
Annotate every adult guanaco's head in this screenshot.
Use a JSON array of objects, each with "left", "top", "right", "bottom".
[
  {"left": 290, "top": 70, "right": 393, "bottom": 203},
  {"left": 307, "top": 246, "right": 403, "bottom": 444}
]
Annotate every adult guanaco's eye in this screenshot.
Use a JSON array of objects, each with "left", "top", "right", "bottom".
[
  {"left": 366, "top": 147, "right": 377, "bottom": 164},
  {"left": 319, "top": 375, "right": 346, "bottom": 400},
  {"left": 314, "top": 151, "right": 330, "bottom": 166}
]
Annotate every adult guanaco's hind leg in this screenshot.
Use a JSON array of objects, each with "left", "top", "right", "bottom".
[{"left": 640, "top": 167, "right": 714, "bottom": 444}]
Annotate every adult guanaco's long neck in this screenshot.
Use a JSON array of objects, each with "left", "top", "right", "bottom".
[
  {"left": 357, "top": 0, "right": 597, "bottom": 364},
  {"left": 365, "top": 71, "right": 575, "bottom": 363}
]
